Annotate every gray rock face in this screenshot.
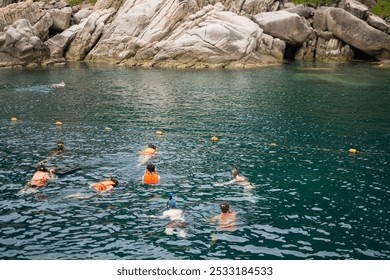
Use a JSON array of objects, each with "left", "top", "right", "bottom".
[
  {"left": 0, "top": 2, "right": 47, "bottom": 32},
  {"left": 0, "top": 0, "right": 390, "bottom": 67},
  {"left": 0, "top": 19, "right": 50, "bottom": 67},
  {"left": 253, "top": 10, "right": 312, "bottom": 46},
  {"left": 149, "top": 4, "right": 285, "bottom": 68},
  {"left": 86, "top": 2, "right": 284, "bottom": 67},
  {"left": 343, "top": 0, "right": 369, "bottom": 20},
  {"left": 45, "top": 8, "right": 115, "bottom": 62},
  {"left": 325, "top": 8, "right": 390, "bottom": 60},
  {"left": 48, "top": 7, "right": 72, "bottom": 31},
  {"left": 367, "top": 14, "right": 390, "bottom": 35}
]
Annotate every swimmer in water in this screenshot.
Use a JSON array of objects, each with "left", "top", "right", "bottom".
[
  {"left": 149, "top": 193, "right": 187, "bottom": 238},
  {"left": 138, "top": 144, "right": 157, "bottom": 165},
  {"left": 51, "top": 80, "right": 65, "bottom": 88},
  {"left": 208, "top": 201, "right": 237, "bottom": 231},
  {"left": 20, "top": 164, "right": 54, "bottom": 192},
  {"left": 142, "top": 163, "right": 160, "bottom": 184},
  {"left": 214, "top": 166, "right": 255, "bottom": 188},
  {"left": 90, "top": 177, "right": 118, "bottom": 192}
]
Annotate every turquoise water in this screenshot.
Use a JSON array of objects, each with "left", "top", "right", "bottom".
[{"left": 0, "top": 62, "right": 389, "bottom": 260}]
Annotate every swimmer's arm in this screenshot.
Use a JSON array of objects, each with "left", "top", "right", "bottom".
[
  {"left": 214, "top": 179, "right": 235, "bottom": 187},
  {"left": 208, "top": 215, "right": 219, "bottom": 223},
  {"left": 148, "top": 215, "right": 165, "bottom": 219}
]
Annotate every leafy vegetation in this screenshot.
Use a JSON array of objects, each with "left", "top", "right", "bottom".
[
  {"left": 291, "top": 0, "right": 389, "bottom": 18},
  {"left": 290, "top": 0, "right": 338, "bottom": 5},
  {"left": 66, "top": 0, "right": 97, "bottom": 7},
  {"left": 370, "top": 0, "right": 390, "bottom": 18}
]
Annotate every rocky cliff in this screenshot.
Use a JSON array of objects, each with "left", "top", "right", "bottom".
[{"left": 0, "top": 0, "right": 389, "bottom": 68}]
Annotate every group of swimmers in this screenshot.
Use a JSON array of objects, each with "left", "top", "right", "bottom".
[{"left": 24, "top": 142, "right": 253, "bottom": 238}]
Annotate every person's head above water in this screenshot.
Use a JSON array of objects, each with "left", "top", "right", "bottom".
[
  {"left": 56, "top": 140, "right": 64, "bottom": 150},
  {"left": 231, "top": 167, "right": 239, "bottom": 178},
  {"left": 146, "top": 163, "right": 156, "bottom": 173},
  {"left": 37, "top": 163, "right": 48, "bottom": 172},
  {"left": 149, "top": 144, "right": 156, "bottom": 150},
  {"left": 166, "top": 193, "right": 177, "bottom": 210},
  {"left": 220, "top": 201, "right": 230, "bottom": 213},
  {"left": 110, "top": 179, "right": 119, "bottom": 186}
]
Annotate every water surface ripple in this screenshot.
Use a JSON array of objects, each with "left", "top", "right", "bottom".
[{"left": 0, "top": 62, "right": 389, "bottom": 259}]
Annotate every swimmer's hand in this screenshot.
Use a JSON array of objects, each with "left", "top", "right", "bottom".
[{"left": 148, "top": 215, "right": 158, "bottom": 218}]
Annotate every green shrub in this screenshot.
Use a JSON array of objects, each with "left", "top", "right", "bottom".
[
  {"left": 66, "top": 0, "right": 97, "bottom": 7},
  {"left": 371, "top": 0, "right": 390, "bottom": 18},
  {"left": 290, "top": 0, "right": 337, "bottom": 5}
]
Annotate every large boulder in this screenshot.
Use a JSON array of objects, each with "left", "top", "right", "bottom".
[
  {"left": 48, "top": 7, "right": 72, "bottom": 31},
  {"left": 237, "top": 0, "right": 279, "bottom": 15},
  {"left": 322, "top": 8, "right": 390, "bottom": 60},
  {"left": 0, "top": 1, "right": 48, "bottom": 32},
  {"left": 0, "top": 19, "right": 50, "bottom": 67},
  {"left": 366, "top": 14, "right": 390, "bottom": 35},
  {"left": 87, "top": 2, "right": 284, "bottom": 68},
  {"left": 0, "top": 0, "right": 14, "bottom": 8},
  {"left": 343, "top": 0, "right": 369, "bottom": 20},
  {"left": 66, "top": 8, "right": 115, "bottom": 60},
  {"left": 253, "top": 10, "right": 312, "bottom": 46},
  {"left": 86, "top": 0, "right": 189, "bottom": 64},
  {"left": 46, "top": 8, "right": 115, "bottom": 62},
  {"left": 73, "top": 9, "right": 94, "bottom": 24},
  {"left": 147, "top": 4, "right": 285, "bottom": 68}
]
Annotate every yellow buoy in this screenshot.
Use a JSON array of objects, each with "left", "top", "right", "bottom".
[
  {"left": 210, "top": 136, "right": 219, "bottom": 142},
  {"left": 55, "top": 121, "right": 63, "bottom": 125},
  {"left": 10, "top": 117, "right": 18, "bottom": 121},
  {"left": 104, "top": 127, "right": 112, "bottom": 131},
  {"left": 155, "top": 130, "right": 164, "bottom": 135},
  {"left": 348, "top": 148, "right": 358, "bottom": 154},
  {"left": 270, "top": 143, "right": 278, "bottom": 147}
]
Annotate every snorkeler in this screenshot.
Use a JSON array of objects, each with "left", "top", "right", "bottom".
[
  {"left": 20, "top": 164, "right": 54, "bottom": 193},
  {"left": 142, "top": 163, "right": 160, "bottom": 184},
  {"left": 51, "top": 80, "right": 65, "bottom": 88},
  {"left": 214, "top": 166, "right": 255, "bottom": 188},
  {"left": 208, "top": 201, "right": 237, "bottom": 231},
  {"left": 90, "top": 176, "right": 118, "bottom": 192},
  {"left": 149, "top": 193, "right": 187, "bottom": 238},
  {"left": 48, "top": 140, "right": 65, "bottom": 156},
  {"left": 138, "top": 144, "right": 156, "bottom": 165}
]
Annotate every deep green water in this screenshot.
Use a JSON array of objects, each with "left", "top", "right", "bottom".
[{"left": 0, "top": 62, "right": 389, "bottom": 260}]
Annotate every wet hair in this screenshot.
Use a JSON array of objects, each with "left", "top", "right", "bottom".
[
  {"left": 220, "top": 201, "right": 230, "bottom": 213},
  {"left": 146, "top": 163, "right": 155, "bottom": 173},
  {"left": 111, "top": 179, "right": 119, "bottom": 186},
  {"left": 37, "top": 164, "right": 48, "bottom": 172},
  {"left": 149, "top": 144, "right": 156, "bottom": 150},
  {"left": 56, "top": 141, "right": 64, "bottom": 150},
  {"left": 231, "top": 168, "right": 239, "bottom": 178}
]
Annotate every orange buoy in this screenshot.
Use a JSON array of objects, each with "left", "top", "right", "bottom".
[
  {"left": 55, "top": 121, "right": 63, "bottom": 125},
  {"left": 10, "top": 117, "right": 18, "bottom": 121},
  {"left": 155, "top": 130, "right": 164, "bottom": 135},
  {"left": 348, "top": 148, "right": 358, "bottom": 154},
  {"left": 211, "top": 136, "right": 219, "bottom": 141}
]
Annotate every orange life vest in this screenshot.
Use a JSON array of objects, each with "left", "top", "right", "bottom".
[
  {"left": 143, "top": 171, "right": 159, "bottom": 184},
  {"left": 141, "top": 147, "right": 156, "bottom": 156},
  {"left": 91, "top": 180, "right": 116, "bottom": 191},
  {"left": 29, "top": 171, "right": 48, "bottom": 187}
]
